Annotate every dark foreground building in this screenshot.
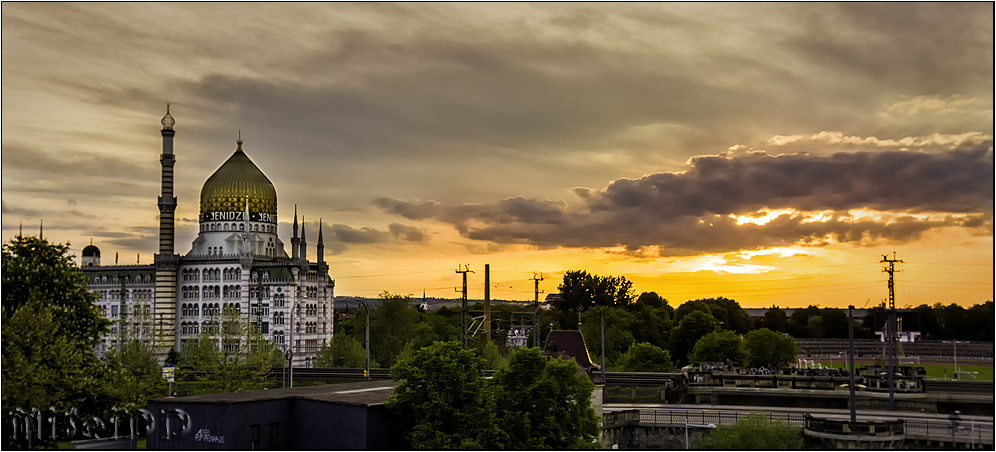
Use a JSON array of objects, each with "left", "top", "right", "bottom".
[{"left": 146, "top": 380, "right": 405, "bottom": 449}]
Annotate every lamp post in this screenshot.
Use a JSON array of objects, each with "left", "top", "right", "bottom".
[
  {"left": 289, "top": 286, "right": 298, "bottom": 388},
  {"left": 357, "top": 300, "right": 370, "bottom": 381},
  {"left": 594, "top": 304, "right": 606, "bottom": 384}
]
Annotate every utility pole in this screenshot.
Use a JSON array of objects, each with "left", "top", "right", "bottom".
[
  {"left": 881, "top": 252, "right": 903, "bottom": 412},
  {"left": 484, "top": 264, "right": 491, "bottom": 343},
  {"left": 532, "top": 273, "right": 543, "bottom": 348},
  {"left": 848, "top": 305, "right": 856, "bottom": 423},
  {"left": 456, "top": 265, "right": 473, "bottom": 349}
]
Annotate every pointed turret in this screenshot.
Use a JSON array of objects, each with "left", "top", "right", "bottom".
[
  {"left": 300, "top": 215, "right": 308, "bottom": 262},
  {"left": 291, "top": 205, "right": 300, "bottom": 260},
  {"left": 317, "top": 219, "right": 325, "bottom": 274}
]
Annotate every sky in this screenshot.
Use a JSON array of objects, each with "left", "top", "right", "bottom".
[{"left": 2, "top": 3, "right": 992, "bottom": 309}]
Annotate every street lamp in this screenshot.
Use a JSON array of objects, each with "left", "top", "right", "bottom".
[
  {"left": 288, "top": 285, "right": 300, "bottom": 388},
  {"left": 357, "top": 300, "right": 370, "bottom": 381},
  {"left": 594, "top": 304, "right": 606, "bottom": 385}
]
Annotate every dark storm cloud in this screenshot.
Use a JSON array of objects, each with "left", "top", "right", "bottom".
[
  {"left": 387, "top": 223, "right": 429, "bottom": 243},
  {"left": 321, "top": 222, "right": 430, "bottom": 255},
  {"left": 376, "top": 148, "right": 994, "bottom": 255}
]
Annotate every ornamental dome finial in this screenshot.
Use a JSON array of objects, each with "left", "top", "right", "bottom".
[{"left": 161, "top": 103, "right": 175, "bottom": 130}]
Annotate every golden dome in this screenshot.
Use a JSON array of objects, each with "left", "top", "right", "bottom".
[{"left": 199, "top": 141, "right": 277, "bottom": 220}]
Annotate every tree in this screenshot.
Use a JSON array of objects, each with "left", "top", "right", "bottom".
[
  {"left": 365, "top": 292, "right": 420, "bottom": 367},
  {"left": 315, "top": 333, "right": 370, "bottom": 368},
  {"left": 490, "top": 348, "right": 600, "bottom": 449},
  {"left": 744, "top": 328, "right": 797, "bottom": 368},
  {"left": 789, "top": 305, "right": 821, "bottom": 338},
  {"left": 699, "top": 297, "right": 752, "bottom": 334},
  {"left": 104, "top": 296, "right": 169, "bottom": 408},
  {"left": 2, "top": 295, "right": 90, "bottom": 420},
  {"left": 579, "top": 306, "right": 636, "bottom": 367},
  {"left": 626, "top": 294, "right": 672, "bottom": 350},
  {"left": 673, "top": 299, "right": 712, "bottom": 325},
  {"left": 636, "top": 291, "right": 670, "bottom": 312},
  {"left": 761, "top": 306, "right": 790, "bottom": 333},
  {"left": 2, "top": 237, "right": 115, "bottom": 447},
  {"left": 386, "top": 341, "right": 504, "bottom": 449},
  {"left": 618, "top": 342, "right": 674, "bottom": 372},
  {"left": 694, "top": 412, "right": 803, "bottom": 449},
  {"left": 689, "top": 330, "right": 748, "bottom": 366},
  {"left": 555, "top": 270, "right": 635, "bottom": 329},
  {"left": 668, "top": 310, "right": 717, "bottom": 366},
  {"left": 821, "top": 308, "right": 850, "bottom": 339},
  {"left": 2, "top": 236, "right": 110, "bottom": 349},
  {"left": 388, "top": 343, "right": 600, "bottom": 449},
  {"left": 180, "top": 306, "right": 279, "bottom": 394}
]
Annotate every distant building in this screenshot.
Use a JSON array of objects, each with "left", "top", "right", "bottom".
[{"left": 81, "top": 105, "right": 333, "bottom": 366}]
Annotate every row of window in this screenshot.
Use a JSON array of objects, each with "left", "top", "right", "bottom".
[
  {"left": 91, "top": 274, "right": 154, "bottom": 285},
  {"left": 201, "top": 222, "right": 276, "bottom": 233},
  {"left": 94, "top": 288, "right": 153, "bottom": 301},
  {"left": 298, "top": 303, "right": 325, "bottom": 317},
  {"left": 180, "top": 285, "right": 245, "bottom": 300},
  {"left": 297, "top": 321, "right": 325, "bottom": 334}
]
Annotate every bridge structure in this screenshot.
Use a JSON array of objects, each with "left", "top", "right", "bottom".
[{"left": 602, "top": 405, "right": 994, "bottom": 449}]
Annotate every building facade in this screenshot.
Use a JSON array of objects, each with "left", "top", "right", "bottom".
[{"left": 81, "top": 105, "right": 333, "bottom": 367}]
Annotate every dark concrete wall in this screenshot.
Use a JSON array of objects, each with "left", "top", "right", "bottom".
[{"left": 145, "top": 398, "right": 404, "bottom": 449}]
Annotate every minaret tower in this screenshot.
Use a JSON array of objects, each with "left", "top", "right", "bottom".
[{"left": 154, "top": 103, "right": 179, "bottom": 353}]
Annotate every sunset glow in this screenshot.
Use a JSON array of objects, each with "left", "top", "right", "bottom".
[{"left": 2, "top": 3, "right": 992, "bottom": 310}]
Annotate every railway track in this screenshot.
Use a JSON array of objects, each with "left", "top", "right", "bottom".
[{"left": 245, "top": 368, "right": 993, "bottom": 395}]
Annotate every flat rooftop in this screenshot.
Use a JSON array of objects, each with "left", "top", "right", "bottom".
[{"left": 151, "top": 380, "right": 401, "bottom": 407}]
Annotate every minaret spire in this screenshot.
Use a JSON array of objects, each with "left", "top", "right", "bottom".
[
  {"left": 300, "top": 215, "right": 308, "bottom": 262},
  {"left": 291, "top": 204, "right": 300, "bottom": 260},
  {"left": 317, "top": 218, "right": 325, "bottom": 274}
]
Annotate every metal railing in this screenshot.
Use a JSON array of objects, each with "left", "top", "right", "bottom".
[{"left": 632, "top": 409, "right": 994, "bottom": 442}]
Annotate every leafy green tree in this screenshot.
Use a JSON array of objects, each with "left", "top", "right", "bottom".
[
  {"left": 2, "top": 237, "right": 114, "bottom": 447},
  {"left": 699, "top": 297, "right": 752, "bottom": 334},
  {"left": 315, "top": 333, "right": 371, "bottom": 368},
  {"left": 626, "top": 294, "right": 672, "bottom": 350},
  {"left": 387, "top": 341, "right": 505, "bottom": 449},
  {"left": 364, "top": 292, "right": 421, "bottom": 367},
  {"left": 555, "top": 270, "right": 635, "bottom": 329},
  {"left": 618, "top": 342, "right": 674, "bottom": 372},
  {"left": 689, "top": 330, "right": 748, "bottom": 366},
  {"left": 673, "top": 299, "right": 712, "bottom": 325},
  {"left": 761, "top": 306, "right": 791, "bottom": 333},
  {"left": 475, "top": 339, "right": 509, "bottom": 370},
  {"left": 789, "top": 305, "right": 821, "bottom": 338},
  {"left": 669, "top": 310, "right": 717, "bottom": 366},
  {"left": 636, "top": 291, "right": 670, "bottom": 312},
  {"left": 3, "top": 295, "right": 89, "bottom": 413},
  {"left": 180, "top": 306, "right": 279, "bottom": 394},
  {"left": 490, "top": 347, "right": 600, "bottom": 449},
  {"left": 821, "top": 308, "right": 850, "bottom": 339},
  {"left": 2, "top": 236, "right": 110, "bottom": 348},
  {"left": 744, "top": 328, "right": 797, "bottom": 368},
  {"left": 408, "top": 309, "right": 461, "bottom": 350},
  {"left": 105, "top": 297, "right": 169, "bottom": 407},
  {"left": 694, "top": 412, "right": 803, "bottom": 449},
  {"left": 580, "top": 306, "right": 636, "bottom": 367}
]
